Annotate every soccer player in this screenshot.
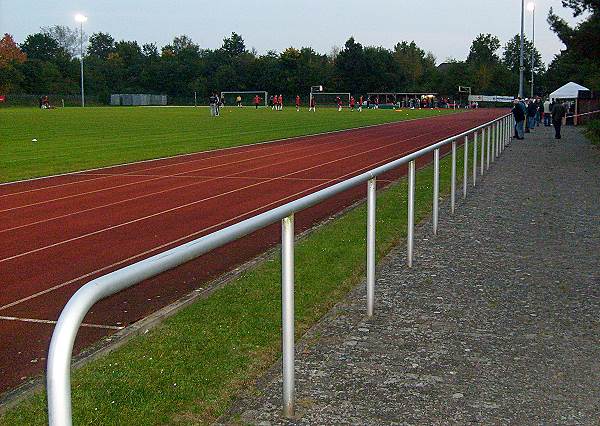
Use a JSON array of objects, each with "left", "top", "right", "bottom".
[
  {"left": 236, "top": 95, "right": 242, "bottom": 107},
  {"left": 336, "top": 96, "right": 342, "bottom": 112},
  {"left": 349, "top": 96, "right": 355, "bottom": 111},
  {"left": 309, "top": 96, "right": 316, "bottom": 112},
  {"left": 295, "top": 95, "right": 301, "bottom": 112},
  {"left": 358, "top": 95, "right": 363, "bottom": 112},
  {"left": 253, "top": 95, "right": 261, "bottom": 109},
  {"left": 278, "top": 94, "right": 283, "bottom": 111}
]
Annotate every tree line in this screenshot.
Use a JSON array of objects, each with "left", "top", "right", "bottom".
[{"left": 0, "top": 0, "right": 596, "bottom": 105}]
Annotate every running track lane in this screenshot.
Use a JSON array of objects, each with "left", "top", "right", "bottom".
[{"left": 0, "top": 109, "right": 506, "bottom": 394}]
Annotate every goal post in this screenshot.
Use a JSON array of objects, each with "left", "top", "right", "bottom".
[
  {"left": 220, "top": 91, "right": 268, "bottom": 106},
  {"left": 309, "top": 92, "right": 351, "bottom": 108}
]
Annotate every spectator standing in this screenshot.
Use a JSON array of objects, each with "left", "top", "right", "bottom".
[
  {"left": 526, "top": 99, "right": 537, "bottom": 132},
  {"left": 512, "top": 99, "right": 525, "bottom": 139},
  {"left": 551, "top": 101, "right": 566, "bottom": 139},
  {"left": 543, "top": 98, "right": 552, "bottom": 126}
]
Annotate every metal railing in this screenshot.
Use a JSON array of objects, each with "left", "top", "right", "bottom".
[{"left": 46, "top": 113, "right": 512, "bottom": 425}]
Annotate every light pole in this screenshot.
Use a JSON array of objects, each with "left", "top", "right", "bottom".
[
  {"left": 519, "top": 0, "right": 525, "bottom": 98},
  {"left": 75, "top": 13, "right": 87, "bottom": 107},
  {"left": 528, "top": 1, "right": 536, "bottom": 98}
]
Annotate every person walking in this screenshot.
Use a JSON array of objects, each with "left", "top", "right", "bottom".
[
  {"left": 512, "top": 99, "right": 525, "bottom": 140},
  {"left": 551, "top": 101, "right": 566, "bottom": 139}
]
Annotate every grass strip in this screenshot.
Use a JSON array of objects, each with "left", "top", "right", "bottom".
[{"left": 0, "top": 135, "right": 484, "bottom": 425}]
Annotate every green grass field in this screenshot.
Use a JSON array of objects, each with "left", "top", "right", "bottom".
[{"left": 0, "top": 106, "right": 451, "bottom": 183}]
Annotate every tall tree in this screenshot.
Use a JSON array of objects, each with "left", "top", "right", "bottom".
[
  {"left": 0, "top": 34, "right": 27, "bottom": 93},
  {"left": 221, "top": 32, "right": 246, "bottom": 56},
  {"left": 41, "top": 25, "right": 82, "bottom": 58},
  {"left": 467, "top": 34, "right": 501, "bottom": 64},
  {"left": 87, "top": 32, "right": 116, "bottom": 60}
]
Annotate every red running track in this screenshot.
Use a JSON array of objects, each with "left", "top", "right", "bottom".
[{"left": 0, "top": 109, "right": 505, "bottom": 394}]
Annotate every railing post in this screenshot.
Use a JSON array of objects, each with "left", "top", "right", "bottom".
[
  {"left": 407, "top": 160, "right": 415, "bottom": 267},
  {"left": 473, "top": 131, "right": 478, "bottom": 186},
  {"left": 463, "top": 135, "right": 468, "bottom": 198},
  {"left": 480, "top": 127, "right": 485, "bottom": 176},
  {"left": 491, "top": 123, "right": 496, "bottom": 162},
  {"left": 496, "top": 122, "right": 500, "bottom": 157},
  {"left": 451, "top": 139, "right": 456, "bottom": 214},
  {"left": 281, "top": 214, "right": 295, "bottom": 418},
  {"left": 486, "top": 126, "right": 491, "bottom": 170},
  {"left": 366, "top": 178, "right": 376, "bottom": 316},
  {"left": 433, "top": 149, "right": 439, "bottom": 235}
]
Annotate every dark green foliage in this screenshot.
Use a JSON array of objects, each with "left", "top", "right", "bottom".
[{"left": 585, "top": 119, "right": 600, "bottom": 146}]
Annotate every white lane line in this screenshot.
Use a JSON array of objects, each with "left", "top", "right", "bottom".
[
  {"left": 0, "top": 122, "right": 466, "bottom": 311},
  {"left": 0, "top": 315, "right": 124, "bottom": 330},
  {"left": 0, "top": 126, "right": 366, "bottom": 214},
  {"left": 0, "top": 123, "right": 448, "bottom": 256},
  {"left": 0, "top": 122, "right": 428, "bottom": 233}
]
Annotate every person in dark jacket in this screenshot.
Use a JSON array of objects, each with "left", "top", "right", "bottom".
[
  {"left": 551, "top": 101, "right": 566, "bottom": 139},
  {"left": 512, "top": 99, "right": 525, "bottom": 139},
  {"left": 526, "top": 100, "right": 537, "bottom": 132}
]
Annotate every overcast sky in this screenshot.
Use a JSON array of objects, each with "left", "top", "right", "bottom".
[{"left": 0, "top": 0, "right": 586, "bottom": 65}]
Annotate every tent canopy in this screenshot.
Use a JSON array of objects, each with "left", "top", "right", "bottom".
[{"left": 549, "top": 82, "right": 589, "bottom": 100}]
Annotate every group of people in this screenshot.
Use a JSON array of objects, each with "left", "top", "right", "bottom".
[{"left": 512, "top": 97, "right": 567, "bottom": 140}]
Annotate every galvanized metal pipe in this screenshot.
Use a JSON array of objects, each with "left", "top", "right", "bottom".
[
  {"left": 281, "top": 214, "right": 295, "bottom": 418},
  {"left": 451, "top": 140, "right": 456, "bottom": 214},
  {"left": 366, "top": 178, "right": 376, "bottom": 316},
  {"left": 473, "top": 131, "right": 478, "bottom": 186},
  {"left": 486, "top": 126, "right": 491, "bottom": 169},
  {"left": 463, "top": 135, "right": 468, "bottom": 198},
  {"left": 407, "top": 160, "right": 415, "bottom": 267},
  {"left": 433, "top": 149, "right": 439, "bottom": 235},
  {"left": 480, "top": 127, "right": 485, "bottom": 176}
]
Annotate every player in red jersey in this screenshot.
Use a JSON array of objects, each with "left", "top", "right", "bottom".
[
  {"left": 278, "top": 94, "right": 283, "bottom": 110},
  {"left": 358, "top": 95, "right": 363, "bottom": 112},
  {"left": 295, "top": 95, "right": 301, "bottom": 111},
  {"left": 253, "top": 95, "right": 261, "bottom": 109},
  {"left": 349, "top": 96, "right": 355, "bottom": 111}
]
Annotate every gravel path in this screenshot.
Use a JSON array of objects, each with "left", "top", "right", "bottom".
[{"left": 219, "top": 125, "right": 600, "bottom": 425}]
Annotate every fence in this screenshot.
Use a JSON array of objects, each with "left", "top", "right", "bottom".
[
  {"left": 0, "top": 94, "right": 106, "bottom": 108},
  {"left": 46, "top": 113, "right": 513, "bottom": 425}
]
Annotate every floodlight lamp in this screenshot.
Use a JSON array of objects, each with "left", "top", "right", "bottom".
[
  {"left": 527, "top": 2, "right": 535, "bottom": 12},
  {"left": 75, "top": 14, "right": 88, "bottom": 23}
]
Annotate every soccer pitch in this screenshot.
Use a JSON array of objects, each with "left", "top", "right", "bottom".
[{"left": 0, "top": 106, "right": 452, "bottom": 183}]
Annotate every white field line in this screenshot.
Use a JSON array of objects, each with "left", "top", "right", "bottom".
[{"left": 0, "top": 315, "right": 123, "bottom": 330}]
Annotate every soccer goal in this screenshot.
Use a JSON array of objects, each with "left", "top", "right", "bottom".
[
  {"left": 309, "top": 92, "right": 351, "bottom": 108},
  {"left": 220, "top": 91, "right": 268, "bottom": 107}
]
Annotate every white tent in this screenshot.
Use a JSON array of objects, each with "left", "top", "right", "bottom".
[{"left": 549, "top": 82, "right": 589, "bottom": 100}]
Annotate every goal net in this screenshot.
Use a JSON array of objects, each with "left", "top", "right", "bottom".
[
  {"left": 220, "top": 91, "right": 268, "bottom": 106},
  {"left": 309, "top": 92, "right": 351, "bottom": 108}
]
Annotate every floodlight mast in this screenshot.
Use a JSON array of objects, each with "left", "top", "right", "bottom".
[{"left": 74, "top": 13, "right": 88, "bottom": 107}]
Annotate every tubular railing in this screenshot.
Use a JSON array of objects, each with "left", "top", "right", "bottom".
[{"left": 46, "top": 113, "right": 513, "bottom": 425}]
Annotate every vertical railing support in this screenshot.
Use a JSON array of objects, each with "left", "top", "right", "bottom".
[
  {"left": 480, "top": 127, "right": 485, "bottom": 176},
  {"left": 463, "top": 135, "right": 468, "bottom": 198},
  {"left": 366, "top": 178, "right": 376, "bottom": 316},
  {"left": 407, "top": 160, "right": 415, "bottom": 267},
  {"left": 451, "top": 139, "right": 456, "bottom": 214},
  {"left": 496, "top": 122, "right": 500, "bottom": 157},
  {"left": 433, "top": 149, "right": 439, "bottom": 235},
  {"left": 281, "top": 214, "right": 295, "bottom": 418},
  {"left": 486, "top": 126, "right": 491, "bottom": 170},
  {"left": 473, "top": 131, "right": 478, "bottom": 186},
  {"left": 491, "top": 124, "right": 496, "bottom": 163}
]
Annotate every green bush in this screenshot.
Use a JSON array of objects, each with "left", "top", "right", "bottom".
[{"left": 586, "top": 120, "right": 600, "bottom": 146}]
